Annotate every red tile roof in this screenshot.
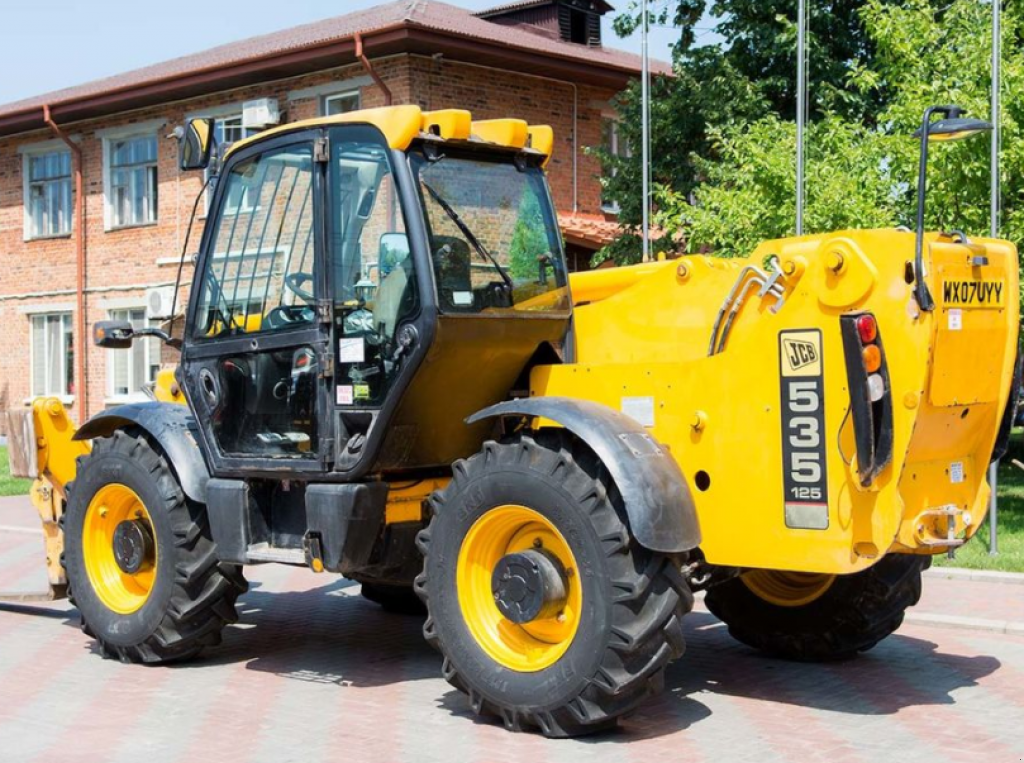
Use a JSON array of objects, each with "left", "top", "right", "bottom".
[
  {"left": 0, "top": 0, "right": 670, "bottom": 125},
  {"left": 558, "top": 213, "right": 623, "bottom": 248}
]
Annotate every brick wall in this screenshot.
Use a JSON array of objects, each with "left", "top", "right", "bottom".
[{"left": 0, "top": 53, "right": 621, "bottom": 425}]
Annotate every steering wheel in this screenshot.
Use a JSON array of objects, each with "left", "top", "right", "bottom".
[{"left": 284, "top": 272, "right": 315, "bottom": 303}]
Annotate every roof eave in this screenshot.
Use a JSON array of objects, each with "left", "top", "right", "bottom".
[{"left": 0, "top": 23, "right": 658, "bottom": 138}]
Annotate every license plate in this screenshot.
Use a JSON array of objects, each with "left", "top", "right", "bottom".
[{"left": 940, "top": 278, "right": 1006, "bottom": 308}]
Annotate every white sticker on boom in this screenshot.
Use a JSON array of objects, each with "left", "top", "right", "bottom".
[
  {"left": 621, "top": 397, "right": 655, "bottom": 428},
  {"left": 948, "top": 309, "right": 963, "bottom": 331},
  {"left": 950, "top": 461, "right": 965, "bottom": 484},
  {"left": 338, "top": 337, "right": 365, "bottom": 363},
  {"left": 336, "top": 385, "right": 354, "bottom": 405},
  {"left": 452, "top": 291, "right": 474, "bottom": 306}
]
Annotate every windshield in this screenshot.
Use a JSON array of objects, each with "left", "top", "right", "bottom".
[{"left": 410, "top": 150, "right": 569, "bottom": 314}]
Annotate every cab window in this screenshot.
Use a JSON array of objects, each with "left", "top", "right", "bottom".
[
  {"left": 193, "top": 144, "right": 316, "bottom": 338},
  {"left": 329, "top": 128, "right": 418, "bottom": 409},
  {"left": 410, "top": 150, "right": 569, "bottom": 314}
]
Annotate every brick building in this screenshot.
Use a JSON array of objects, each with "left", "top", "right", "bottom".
[{"left": 0, "top": 0, "right": 667, "bottom": 424}]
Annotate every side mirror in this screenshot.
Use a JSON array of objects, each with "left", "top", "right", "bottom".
[
  {"left": 379, "top": 232, "right": 410, "bottom": 271},
  {"left": 94, "top": 320, "right": 134, "bottom": 349},
  {"left": 180, "top": 117, "right": 215, "bottom": 171}
]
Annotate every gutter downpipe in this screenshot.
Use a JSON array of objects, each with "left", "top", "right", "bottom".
[
  {"left": 355, "top": 33, "right": 393, "bottom": 106},
  {"left": 42, "top": 104, "right": 87, "bottom": 418}
]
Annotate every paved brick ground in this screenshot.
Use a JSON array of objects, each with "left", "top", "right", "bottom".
[{"left": 2, "top": 497, "right": 1024, "bottom": 763}]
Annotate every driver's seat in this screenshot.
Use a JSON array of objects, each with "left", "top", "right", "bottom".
[{"left": 375, "top": 259, "right": 414, "bottom": 340}]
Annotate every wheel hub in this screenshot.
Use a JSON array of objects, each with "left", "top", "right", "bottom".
[
  {"left": 491, "top": 549, "right": 568, "bottom": 624},
  {"left": 112, "top": 520, "right": 154, "bottom": 575}
]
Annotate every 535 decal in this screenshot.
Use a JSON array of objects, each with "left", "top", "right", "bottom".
[{"left": 779, "top": 330, "right": 829, "bottom": 530}]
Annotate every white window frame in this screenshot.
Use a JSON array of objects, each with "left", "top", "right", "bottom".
[
  {"left": 20, "top": 138, "right": 78, "bottom": 242},
  {"left": 601, "top": 116, "right": 631, "bottom": 214},
  {"left": 186, "top": 104, "right": 262, "bottom": 216},
  {"left": 29, "top": 311, "right": 74, "bottom": 402},
  {"left": 105, "top": 306, "right": 159, "bottom": 403},
  {"left": 100, "top": 120, "right": 164, "bottom": 231},
  {"left": 321, "top": 89, "right": 361, "bottom": 117}
]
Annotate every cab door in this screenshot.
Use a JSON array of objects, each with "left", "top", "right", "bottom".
[{"left": 181, "top": 130, "right": 332, "bottom": 476}]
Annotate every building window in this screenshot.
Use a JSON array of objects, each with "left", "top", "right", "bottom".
[
  {"left": 322, "top": 91, "right": 360, "bottom": 116},
  {"left": 25, "top": 150, "right": 73, "bottom": 239},
  {"left": 217, "top": 114, "right": 258, "bottom": 145},
  {"left": 558, "top": 2, "right": 601, "bottom": 46},
  {"left": 108, "top": 134, "right": 158, "bottom": 228},
  {"left": 31, "top": 313, "right": 74, "bottom": 398},
  {"left": 601, "top": 118, "right": 630, "bottom": 213},
  {"left": 203, "top": 115, "right": 259, "bottom": 214},
  {"left": 107, "top": 308, "right": 159, "bottom": 399}
]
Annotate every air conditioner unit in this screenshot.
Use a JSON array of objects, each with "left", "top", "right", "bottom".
[
  {"left": 242, "top": 98, "right": 281, "bottom": 129},
  {"left": 145, "top": 286, "right": 177, "bottom": 321}
]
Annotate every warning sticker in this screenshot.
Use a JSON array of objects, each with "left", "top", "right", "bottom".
[
  {"left": 338, "top": 337, "right": 365, "bottom": 364},
  {"left": 336, "top": 385, "right": 354, "bottom": 405},
  {"left": 621, "top": 397, "right": 655, "bottom": 428},
  {"left": 950, "top": 461, "right": 965, "bottom": 484},
  {"left": 948, "top": 309, "right": 963, "bottom": 331}
]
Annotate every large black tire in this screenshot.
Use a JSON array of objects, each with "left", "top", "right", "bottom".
[
  {"left": 704, "top": 554, "right": 930, "bottom": 661},
  {"left": 415, "top": 431, "right": 692, "bottom": 738},
  {"left": 360, "top": 582, "right": 427, "bottom": 616},
  {"left": 64, "top": 430, "right": 247, "bottom": 664}
]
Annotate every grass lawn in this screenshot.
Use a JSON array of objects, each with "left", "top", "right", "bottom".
[
  {"left": 0, "top": 445, "right": 33, "bottom": 497},
  {"left": 933, "top": 433, "right": 1024, "bottom": 573}
]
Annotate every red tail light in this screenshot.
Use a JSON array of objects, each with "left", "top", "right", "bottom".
[
  {"left": 856, "top": 314, "right": 878, "bottom": 344},
  {"left": 841, "top": 312, "right": 893, "bottom": 486}
]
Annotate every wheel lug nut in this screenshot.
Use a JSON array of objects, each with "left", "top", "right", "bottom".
[{"left": 532, "top": 538, "right": 542, "bottom": 548}]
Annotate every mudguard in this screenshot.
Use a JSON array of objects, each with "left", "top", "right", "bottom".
[
  {"left": 467, "top": 397, "right": 701, "bottom": 554},
  {"left": 73, "top": 402, "right": 211, "bottom": 504}
]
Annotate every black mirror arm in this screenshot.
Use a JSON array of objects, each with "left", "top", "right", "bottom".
[{"left": 135, "top": 326, "right": 183, "bottom": 350}]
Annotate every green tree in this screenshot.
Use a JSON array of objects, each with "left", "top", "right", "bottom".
[
  {"left": 677, "top": 115, "right": 904, "bottom": 257},
  {"left": 607, "top": 0, "right": 1024, "bottom": 269},
  {"left": 593, "top": 48, "right": 767, "bottom": 263},
  {"left": 508, "top": 191, "right": 550, "bottom": 280}
]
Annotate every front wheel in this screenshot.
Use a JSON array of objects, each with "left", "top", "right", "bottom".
[
  {"left": 704, "top": 554, "right": 929, "bottom": 661},
  {"left": 415, "top": 432, "right": 692, "bottom": 737},
  {"left": 64, "top": 430, "right": 246, "bottom": 663}
]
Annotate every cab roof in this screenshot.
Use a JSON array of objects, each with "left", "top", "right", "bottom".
[{"left": 224, "top": 104, "right": 555, "bottom": 164}]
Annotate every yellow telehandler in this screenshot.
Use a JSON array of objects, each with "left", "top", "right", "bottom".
[{"left": 3, "top": 104, "right": 1019, "bottom": 737}]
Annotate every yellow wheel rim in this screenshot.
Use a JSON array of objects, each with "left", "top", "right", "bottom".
[
  {"left": 741, "top": 569, "right": 836, "bottom": 608},
  {"left": 456, "top": 505, "right": 582, "bottom": 672},
  {"left": 83, "top": 484, "right": 158, "bottom": 615}
]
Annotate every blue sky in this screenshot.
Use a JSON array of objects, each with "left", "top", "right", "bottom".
[{"left": 0, "top": 0, "right": 705, "bottom": 106}]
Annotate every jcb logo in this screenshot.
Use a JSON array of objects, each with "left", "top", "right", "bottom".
[{"left": 784, "top": 340, "right": 818, "bottom": 371}]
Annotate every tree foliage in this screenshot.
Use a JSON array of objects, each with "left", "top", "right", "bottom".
[{"left": 602, "top": 0, "right": 1024, "bottom": 266}]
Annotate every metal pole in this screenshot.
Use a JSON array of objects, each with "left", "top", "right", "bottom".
[
  {"left": 795, "top": 0, "right": 806, "bottom": 235},
  {"left": 989, "top": 461, "right": 999, "bottom": 555},
  {"left": 989, "top": 0, "right": 1001, "bottom": 556},
  {"left": 641, "top": 0, "right": 650, "bottom": 262},
  {"left": 991, "top": 0, "right": 1001, "bottom": 238}
]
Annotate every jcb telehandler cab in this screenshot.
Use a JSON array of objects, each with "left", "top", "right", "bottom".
[{"left": 4, "top": 104, "right": 1019, "bottom": 737}]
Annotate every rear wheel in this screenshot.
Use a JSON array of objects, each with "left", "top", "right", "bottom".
[
  {"left": 65, "top": 430, "right": 246, "bottom": 663},
  {"left": 415, "top": 432, "right": 691, "bottom": 737},
  {"left": 704, "top": 554, "right": 929, "bottom": 661}
]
